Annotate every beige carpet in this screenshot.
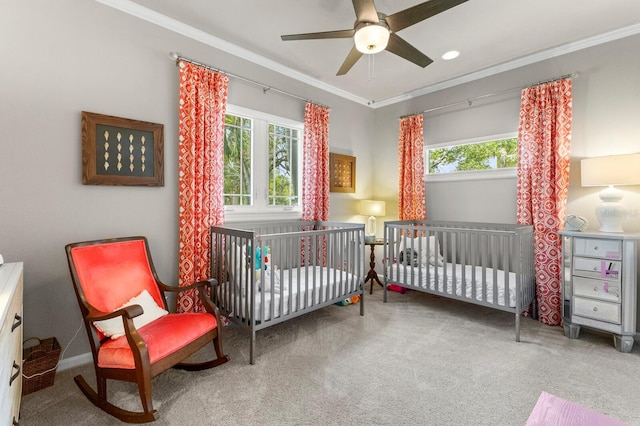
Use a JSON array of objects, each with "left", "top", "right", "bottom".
[{"left": 18, "top": 289, "right": 640, "bottom": 425}]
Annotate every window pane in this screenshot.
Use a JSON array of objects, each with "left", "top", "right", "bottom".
[
  {"left": 268, "top": 123, "right": 299, "bottom": 206},
  {"left": 428, "top": 138, "right": 518, "bottom": 174},
  {"left": 224, "top": 114, "right": 252, "bottom": 205}
]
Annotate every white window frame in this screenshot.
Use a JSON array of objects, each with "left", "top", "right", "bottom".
[
  {"left": 224, "top": 105, "right": 303, "bottom": 222},
  {"left": 424, "top": 132, "right": 518, "bottom": 183}
]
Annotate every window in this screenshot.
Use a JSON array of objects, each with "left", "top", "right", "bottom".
[
  {"left": 425, "top": 133, "right": 518, "bottom": 182},
  {"left": 224, "top": 114, "right": 252, "bottom": 206},
  {"left": 223, "top": 105, "right": 302, "bottom": 219},
  {"left": 268, "top": 123, "right": 299, "bottom": 206}
]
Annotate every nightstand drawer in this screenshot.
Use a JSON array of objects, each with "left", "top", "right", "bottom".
[
  {"left": 573, "top": 276, "right": 620, "bottom": 303},
  {"left": 573, "top": 297, "right": 620, "bottom": 324},
  {"left": 573, "top": 257, "right": 621, "bottom": 281},
  {"left": 574, "top": 238, "right": 621, "bottom": 259}
]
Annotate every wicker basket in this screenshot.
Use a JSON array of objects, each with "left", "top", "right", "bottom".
[{"left": 22, "top": 337, "right": 61, "bottom": 395}]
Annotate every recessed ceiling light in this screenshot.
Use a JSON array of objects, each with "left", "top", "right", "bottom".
[{"left": 442, "top": 50, "right": 460, "bottom": 60}]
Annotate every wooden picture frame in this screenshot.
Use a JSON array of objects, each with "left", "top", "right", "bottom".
[
  {"left": 81, "top": 111, "right": 164, "bottom": 186},
  {"left": 329, "top": 153, "right": 356, "bottom": 193}
]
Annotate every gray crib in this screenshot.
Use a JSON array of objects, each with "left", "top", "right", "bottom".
[
  {"left": 210, "top": 221, "right": 365, "bottom": 364},
  {"left": 383, "top": 220, "right": 536, "bottom": 341}
]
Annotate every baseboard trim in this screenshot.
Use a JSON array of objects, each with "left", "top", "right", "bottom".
[{"left": 58, "top": 352, "right": 92, "bottom": 371}]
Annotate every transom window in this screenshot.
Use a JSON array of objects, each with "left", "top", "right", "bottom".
[
  {"left": 425, "top": 133, "right": 518, "bottom": 182},
  {"left": 223, "top": 105, "right": 302, "bottom": 219}
]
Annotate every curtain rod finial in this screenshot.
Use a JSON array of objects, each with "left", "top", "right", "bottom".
[{"left": 168, "top": 51, "right": 179, "bottom": 61}]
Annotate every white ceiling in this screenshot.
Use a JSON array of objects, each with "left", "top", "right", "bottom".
[{"left": 100, "top": 0, "right": 640, "bottom": 107}]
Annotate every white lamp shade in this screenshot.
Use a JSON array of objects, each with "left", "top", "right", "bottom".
[
  {"left": 581, "top": 154, "right": 640, "bottom": 187},
  {"left": 354, "top": 24, "right": 390, "bottom": 54},
  {"left": 359, "top": 200, "right": 386, "bottom": 217}
]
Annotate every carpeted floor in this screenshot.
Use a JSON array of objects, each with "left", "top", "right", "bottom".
[{"left": 18, "top": 288, "right": 640, "bottom": 425}]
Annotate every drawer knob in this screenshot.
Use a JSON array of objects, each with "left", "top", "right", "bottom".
[
  {"left": 593, "top": 307, "right": 599, "bottom": 312},
  {"left": 593, "top": 287, "right": 599, "bottom": 292},
  {"left": 594, "top": 246, "right": 599, "bottom": 250},
  {"left": 10, "top": 361, "right": 20, "bottom": 386},
  {"left": 11, "top": 313, "right": 22, "bottom": 332}
]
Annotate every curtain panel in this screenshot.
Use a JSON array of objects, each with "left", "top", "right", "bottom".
[
  {"left": 398, "top": 114, "right": 426, "bottom": 220},
  {"left": 177, "top": 61, "right": 229, "bottom": 313},
  {"left": 516, "top": 78, "right": 572, "bottom": 326},
  {"left": 302, "top": 103, "right": 330, "bottom": 221}
]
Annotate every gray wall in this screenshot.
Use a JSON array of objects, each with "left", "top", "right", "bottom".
[
  {"left": 373, "top": 33, "right": 640, "bottom": 233},
  {"left": 3, "top": 1, "right": 640, "bottom": 363},
  {"left": 0, "top": 1, "right": 375, "bottom": 360}
]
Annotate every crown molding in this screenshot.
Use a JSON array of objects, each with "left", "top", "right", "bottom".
[
  {"left": 369, "top": 23, "right": 640, "bottom": 109},
  {"left": 370, "top": 24, "right": 640, "bottom": 108},
  {"left": 95, "top": 0, "right": 371, "bottom": 106},
  {"left": 96, "top": 1, "right": 640, "bottom": 110}
]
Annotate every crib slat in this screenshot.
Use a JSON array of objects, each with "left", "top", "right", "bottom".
[
  {"left": 210, "top": 221, "right": 364, "bottom": 364},
  {"left": 382, "top": 220, "right": 535, "bottom": 343}
]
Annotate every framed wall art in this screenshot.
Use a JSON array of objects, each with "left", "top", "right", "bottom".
[
  {"left": 329, "top": 153, "right": 356, "bottom": 193},
  {"left": 81, "top": 111, "right": 164, "bottom": 186}
]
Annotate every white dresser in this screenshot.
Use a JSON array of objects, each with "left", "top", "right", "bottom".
[
  {"left": 0, "top": 262, "right": 23, "bottom": 425},
  {"left": 560, "top": 231, "right": 639, "bottom": 352}
]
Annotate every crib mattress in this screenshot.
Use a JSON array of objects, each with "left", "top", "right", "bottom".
[
  {"left": 388, "top": 263, "right": 518, "bottom": 308},
  {"left": 221, "top": 266, "right": 360, "bottom": 322}
]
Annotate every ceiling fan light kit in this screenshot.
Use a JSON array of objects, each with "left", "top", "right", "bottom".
[
  {"left": 354, "top": 23, "right": 390, "bottom": 54},
  {"left": 281, "top": 0, "right": 468, "bottom": 75}
]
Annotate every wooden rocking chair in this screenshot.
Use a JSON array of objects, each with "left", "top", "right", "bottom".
[{"left": 65, "top": 236, "right": 229, "bottom": 423}]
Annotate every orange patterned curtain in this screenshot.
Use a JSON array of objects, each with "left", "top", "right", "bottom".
[
  {"left": 302, "top": 103, "right": 330, "bottom": 221},
  {"left": 398, "top": 114, "right": 425, "bottom": 220},
  {"left": 517, "top": 78, "right": 572, "bottom": 326},
  {"left": 177, "top": 61, "right": 229, "bottom": 312}
]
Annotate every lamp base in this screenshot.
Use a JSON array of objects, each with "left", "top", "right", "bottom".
[
  {"left": 366, "top": 215, "right": 377, "bottom": 238},
  {"left": 596, "top": 186, "right": 626, "bottom": 233},
  {"left": 596, "top": 203, "right": 626, "bottom": 233}
]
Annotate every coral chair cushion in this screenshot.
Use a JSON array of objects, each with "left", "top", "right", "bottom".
[
  {"left": 70, "top": 239, "right": 167, "bottom": 340},
  {"left": 70, "top": 240, "right": 165, "bottom": 313},
  {"left": 97, "top": 313, "right": 217, "bottom": 369}
]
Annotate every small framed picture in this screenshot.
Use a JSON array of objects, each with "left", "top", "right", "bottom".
[
  {"left": 81, "top": 111, "right": 164, "bottom": 186},
  {"left": 330, "top": 153, "right": 356, "bottom": 193}
]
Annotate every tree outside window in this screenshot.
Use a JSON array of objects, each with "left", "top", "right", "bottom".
[
  {"left": 428, "top": 137, "right": 518, "bottom": 174},
  {"left": 223, "top": 108, "right": 302, "bottom": 213},
  {"left": 224, "top": 114, "right": 252, "bottom": 205},
  {"left": 268, "top": 124, "right": 299, "bottom": 206}
]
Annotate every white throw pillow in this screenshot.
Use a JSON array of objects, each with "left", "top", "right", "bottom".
[
  {"left": 398, "top": 236, "right": 443, "bottom": 266},
  {"left": 93, "top": 289, "right": 168, "bottom": 339}
]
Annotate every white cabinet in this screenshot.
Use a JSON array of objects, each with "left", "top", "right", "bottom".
[
  {"left": 560, "top": 231, "right": 638, "bottom": 352},
  {"left": 0, "top": 262, "right": 23, "bottom": 425}
]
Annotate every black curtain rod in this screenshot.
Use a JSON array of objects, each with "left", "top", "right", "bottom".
[
  {"left": 169, "top": 52, "right": 330, "bottom": 110},
  {"left": 399, "top": 72, "right": 578, "bottom": 119}
]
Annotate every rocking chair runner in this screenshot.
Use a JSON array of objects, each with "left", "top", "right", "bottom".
[{"left": 65, "top": 236, "right": 229, "bottom": 423}]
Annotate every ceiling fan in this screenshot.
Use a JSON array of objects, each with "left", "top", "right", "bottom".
[{"left": 281, "top": 0, "right": 468, "bottom": 76}]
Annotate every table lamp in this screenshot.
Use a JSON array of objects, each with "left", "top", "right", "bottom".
[
  {"left": 581, "top": 153, "right": 640, "bottom": 233},
  {"left": 359, "top": 200, "right": 386, "bottom": 242}
]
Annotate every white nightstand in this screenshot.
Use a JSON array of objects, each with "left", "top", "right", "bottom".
[{"left": 559, "top": 230, "right": 639, "bottom": 352}]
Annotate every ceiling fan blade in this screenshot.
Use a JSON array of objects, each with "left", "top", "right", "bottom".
[
  {"left": 281, "top": 29, "right": 354, "bottom": 41},
  {"left": 352, "top": 0, "right": 379, "bottom": 23},
  {"left": 385, "top": 0, "right": 468, "bottom": 33},
  {"left": 336, "top": 46, "right": 364, "bottom": 75},
  {"left": 385, "top": 33, "right": 433, "bottom": 68}
]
